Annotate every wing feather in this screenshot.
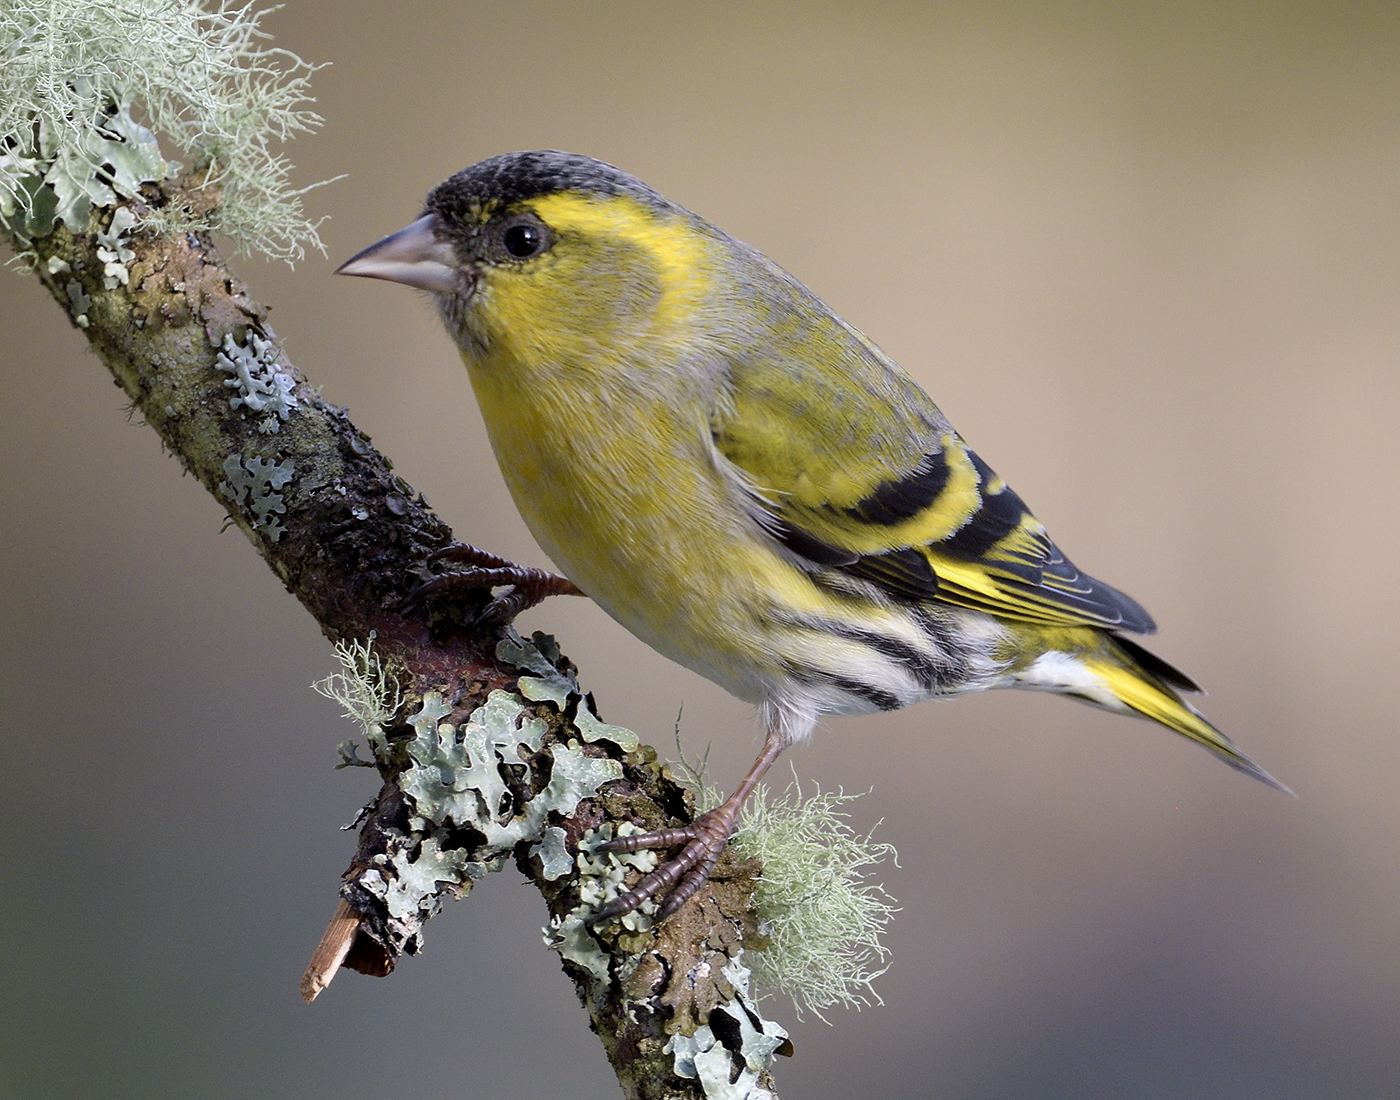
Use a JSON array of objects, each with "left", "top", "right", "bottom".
[
  {"left": 707, "top": 287, "right": 1155, "bottom": 634},
  {"left": 718, "top": 417, "right": 1155, "bottom": 633}
]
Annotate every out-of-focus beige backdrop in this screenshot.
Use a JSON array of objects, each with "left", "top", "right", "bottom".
[{"left": 3, "top": 2, "right": 1398, "bottom": 1097}]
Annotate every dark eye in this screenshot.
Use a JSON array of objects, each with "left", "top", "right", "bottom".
[{"left": 503, "top": 222, "right": 543, "bottom": 258}]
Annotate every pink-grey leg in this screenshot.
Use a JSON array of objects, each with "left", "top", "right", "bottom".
[{"left": 593, "top": 729, "right": 787, "bottom": 922}]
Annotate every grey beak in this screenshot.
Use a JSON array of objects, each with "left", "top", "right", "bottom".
[{"left": 336, "top": 214, "right": 461, "bottom": 293}]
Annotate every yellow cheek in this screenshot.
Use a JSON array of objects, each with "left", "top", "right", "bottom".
[
  {"left": 477, "top": 240, "right": 666, "bottom": 356},
  {"left": 492, "top": 192, "right": 712, "bottom": 347}
]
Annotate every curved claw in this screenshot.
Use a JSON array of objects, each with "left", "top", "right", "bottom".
[
  {"left": 394, "top": 566, "right": 517, "bottom": 613},
  {"left": 397, "top": 543, "right": 584, "bottom": 622},
  {"left": 475, "top": 587, "right": 529, "bottom": 625},
  {"left": 426, "top": 543, "right": 517, "bottom": 570}
]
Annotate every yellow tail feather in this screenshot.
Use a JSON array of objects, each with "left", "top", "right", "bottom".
[{"left": 1084, "top": 654, "right": 1292, "bottom": 795}]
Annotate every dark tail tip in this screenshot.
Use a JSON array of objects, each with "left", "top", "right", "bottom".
[{"left": 1220, "top": 744, "right": 1294, "bottom": 797}]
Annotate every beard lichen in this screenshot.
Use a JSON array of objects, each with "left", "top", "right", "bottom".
[
  {"left": 682, "top": 748, "right": 899, "bottom": 1022},
  {"left": 1, "top": 0, "right": 333, "bottom": 261},
  {"left": 312, "top": 633, "right": 402, "bottom": 765},
  {"left": 731, "top": 777, "right": 898, "bottom": 1021}
]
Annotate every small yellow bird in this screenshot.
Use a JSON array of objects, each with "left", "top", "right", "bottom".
[{"left": 338, "top": 150, "right": 1288, "bottom": 921}]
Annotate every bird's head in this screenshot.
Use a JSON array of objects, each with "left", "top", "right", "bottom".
[{"left": 337, "top": 150, "right": 716, "bottom": 360}]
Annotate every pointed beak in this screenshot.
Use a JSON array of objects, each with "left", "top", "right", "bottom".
[{"left": 336, "top": 214, "right": 463, "bottom": 293}]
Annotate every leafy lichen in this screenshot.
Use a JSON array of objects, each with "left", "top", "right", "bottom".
[
  {"left": 543, "top": 824, "right": 658, "bottom": 987},
  {"left": 497, "top": 628, "right": 578, "bottom": 708},
  {"left": 358, "top": 831, "right": 487, "bottom": 938},
  {"left": 529, "top": 825, "right": 572, "bottom": 881},
  {"left": 665, "top": 952, "right": 788, "bottom": 1100},
  {"left": 572, "top": 703, "right": 640, "bottom": 752},
  {"left": 325, "top": 633, "right": 649, "bottom": 961},
  {"left": 218, "top": 451, "right": 293, "bottom": 541},
  {"left": 354, "top": 688, "right": 626, "bottom": 956},
  {"left": 64, "top": 277, "right": 91, "bottom": 325},
  {"left": 1, "top": 88, "right": 169, "bottom": 240},
  {"left": 214, "top": 330, "right": 298, "bottom": 432},
  {"left": 402, "top": 689, "right": 623, "bottom": 846},
  {"left": 95, "top": 206, "right": 138, "bottom": 288},
  {"left": 496, "top": 628, "right": 640, "bottom": 751}
]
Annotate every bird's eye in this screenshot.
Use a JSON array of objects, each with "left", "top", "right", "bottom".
[{"left": 503, "top": 222, "right": 543, "bottom": 258}]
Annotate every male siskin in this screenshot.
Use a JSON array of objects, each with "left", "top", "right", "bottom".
[{"left": 338, "top": 151, "right": 1287, "bottom": 922}]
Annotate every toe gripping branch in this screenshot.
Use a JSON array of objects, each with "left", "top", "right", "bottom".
[
  {"left": 593, "top": 729, "right": 787, "bottom": 924},
  {"left": 403, "top": 542, "right": 584, "bottom": 623},
  {"left": 594, "top": 806, "right": 740, "bottom": 923}
]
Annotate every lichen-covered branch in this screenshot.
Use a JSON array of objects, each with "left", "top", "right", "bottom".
[
  {"left": 4, "top": 11, "right": 894, "bottom": 1093},
  {"left": 0, "top": 0, "right": 331, "bottom": 260},
  {"left": 4, "top": 181, "right": 787, "bottom": 1100}
]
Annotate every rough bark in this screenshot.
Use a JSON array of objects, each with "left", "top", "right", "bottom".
[{"left": 7, "top": 177, "right": 786, "bottom": 1100}]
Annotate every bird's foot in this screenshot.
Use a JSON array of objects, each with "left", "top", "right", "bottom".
[
  {"left": 591, "top": 805, "right": 740, "bottom": 923},
  {"left": 402, "top": 542, "right": 583, "bottom": 623}
]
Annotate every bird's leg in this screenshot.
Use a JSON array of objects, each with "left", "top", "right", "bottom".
[
  {"left": 592, "top": 728, "right": 787, "bottom": 923},
  {"left": 403, "top": 542, "right": 584, "bottom": 623}
]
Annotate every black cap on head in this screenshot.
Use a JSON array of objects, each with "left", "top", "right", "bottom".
[{"left": 426, "top": 151, "right": 670, "bottom": 226}]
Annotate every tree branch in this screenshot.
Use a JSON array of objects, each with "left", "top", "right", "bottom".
[{"left": 7, "top": 179, "right": 789, "bottom": 1100}]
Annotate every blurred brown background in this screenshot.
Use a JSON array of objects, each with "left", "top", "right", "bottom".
[{"left": 3, "top": 2, "right": 1398, "bottom": 1097}]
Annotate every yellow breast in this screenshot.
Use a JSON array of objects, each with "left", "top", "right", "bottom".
[
  {"left": 453, "top": 195, "right": 769, "bottom": 691},
  {"left": 464, "top": 340, "right": 777, "bottom": 692}
]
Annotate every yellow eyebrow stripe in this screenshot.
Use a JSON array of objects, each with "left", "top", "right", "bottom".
[{"left": 526, "top": 191, "right": 710, "bottom": 323}]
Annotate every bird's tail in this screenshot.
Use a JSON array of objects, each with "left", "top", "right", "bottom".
[{"left": 1017, "top": 632, "right": 1292, "bottom": 795}]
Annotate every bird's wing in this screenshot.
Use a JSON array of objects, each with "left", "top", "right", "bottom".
[{"left": 710, "top": 333, "right": 1156, "bottom": 634}]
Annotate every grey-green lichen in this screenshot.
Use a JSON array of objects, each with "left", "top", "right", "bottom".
[
  {"left": 218, "top": 451, "right": 294, "bottom": 541},
  {"left": 683, "top": 754, "right": 898, "bottom": 1021},
  {"left": 0, "top": 87, "right": 169, "bottom": 242},
  {"left": 64, "top": 277, "right": 91, "bottom": 326},
  {"left": 530, "top": 825, "right": 572, "bottom": 880},
  {"left": 400, "top": 689, "right": 624, "bottom": 848},
  {"left": 314, "top": 632, "right": 788, "bottom": 1091},
  {"left": 497, "top": 631, "right": 639, "bottom": 755},
  {"left": 497, "top": 629, "right": 578, "bottom": 708},
  {"left": 325, "top": 632, "right": 653, "bottom": 958},
  {"left": 343, "top": 631, "right": 639, "bottom": 956},
  {"left": 359, "top": 832, "right": 488, "bottom": 933},
  {"left": 215, "top": 331, "right": 298, "bottom": 432},
  {"left": 95, "top": 206, "right": 137, "bottom": 288},
  {"left": 543, "top": 824, "right": 659, "bottom": 985},
  {"left": 312, "top": 633, "right": 401, "bottom": 764},
  {"left": 731, "top": 779, "right": 897, "bottom": 1021},
  {"left": 665, "top": 952, "right": 789, "bottom": 1100},
  {"left": 1, "top": 0, "right": 331, "bottom": 261},
  {"left": 504, "top": 628, "right": 892, "bottom": 1030}
]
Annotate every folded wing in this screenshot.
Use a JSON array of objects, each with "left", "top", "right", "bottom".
[{"left": 711, "top": 339, "right": 1155, "bottom": 633}]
